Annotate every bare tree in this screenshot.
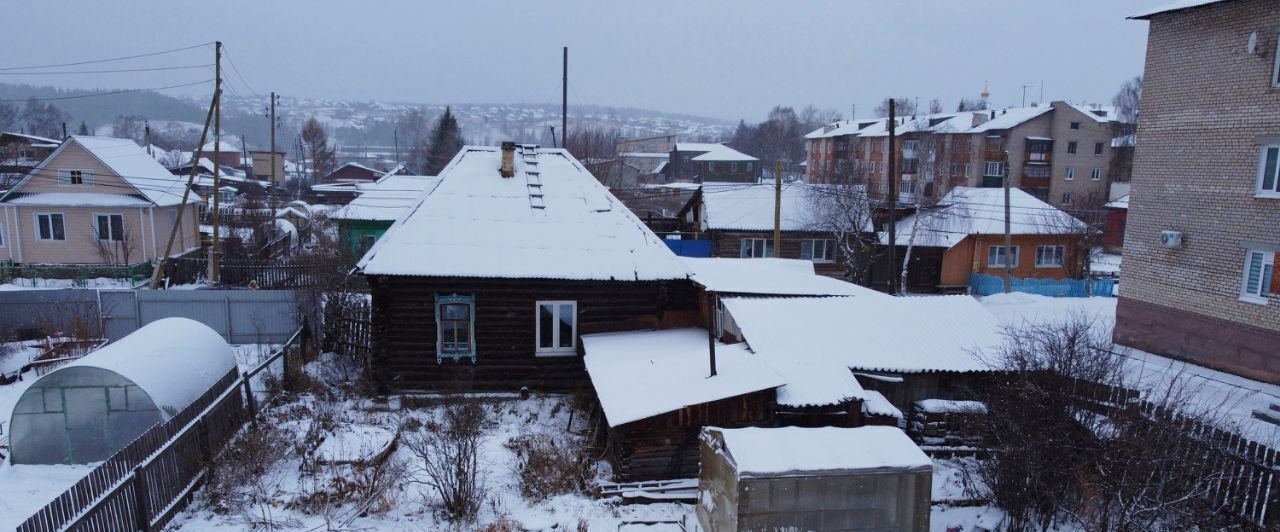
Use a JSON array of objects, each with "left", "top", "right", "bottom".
[
  {"left": 970, "top": 317, "right": 1243, "bottom": 531},
  {"left": 873, "top": 97, "right": 917, "bottom": 118},
  {"left": 21, "top": 97, "right": 67, "bottom": 139},
  {"left": 397, "top": 108, "right": 432, "bottom": 174},
  {"left": 1112, "top": 76, "right": 1143, "bottom": 129},
  {"left": 301, "top": 117, "right": 336, "bottom": 181},
  {"left": 956, "top": 97, "right": 990, "bottom": 112},
  {"left": 89, "top": 220, "right": 137, "bottom": 265},
  {"left": 112, "top": 115, "right": 147, "bottom": 144},
  {"left": 928, "top": 98, "right": 943, "bottom": 115},
  {"left": 565, "top": 126, "right": 621, "bottom": 187},
  {"left": 805, "top": 182, "right": 878, "bottom": 286}
]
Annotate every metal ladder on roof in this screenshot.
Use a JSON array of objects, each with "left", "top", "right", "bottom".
[{"left": 520, "top": 144, "right": 545, "bottom": 210}]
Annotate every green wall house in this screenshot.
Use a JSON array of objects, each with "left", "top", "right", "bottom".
[{"left": 328, "top": 174, "right": 441, "bottom": 258}]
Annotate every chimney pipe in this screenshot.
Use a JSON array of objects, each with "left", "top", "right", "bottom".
[{"left": 500, "top": 141, "right": 516, "bottom": 178}]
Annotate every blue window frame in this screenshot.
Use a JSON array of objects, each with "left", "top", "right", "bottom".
[{"left": 435, "top": 294, "right": 476, "bottom": 363}]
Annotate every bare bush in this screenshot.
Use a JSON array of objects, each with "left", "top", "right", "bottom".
[
  {"left": 201, "top": 422, "right": 295, "bottom": 528},
  {"left": 403, "top": 398, "right": 489, "bottom": 522},
  {"left": 507, "top": 432, "right": 588, "bottom": 501},
  {"left": 971, "top": 315, "right": 1243, "bottom": 531}
]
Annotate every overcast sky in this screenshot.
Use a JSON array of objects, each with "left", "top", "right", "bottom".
[{"left": 8, "top": 1, "right": 1167, "bottom": 122}]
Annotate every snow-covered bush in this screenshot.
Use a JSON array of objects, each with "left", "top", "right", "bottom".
[
  {"left": 403, "top": 397, "right": 488, "bottom": 522},
  {"left": 507, "top": 432, "right": 588, "bottom": 501}
]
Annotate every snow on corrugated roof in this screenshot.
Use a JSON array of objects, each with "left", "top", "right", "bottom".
[
  {"left": 683, "top": 257, "right": 888, "bottom": 297},
  {"left": 1105, "top": 194, "right": 1129, "bottom": 209},
  {"left": 709, "top": 426, "right": 931, "bottom": 476},
  {"left": 1130, "top": 0, "right": 1232, "bottom": 19},
  {"left": 357, "top": 145, "right": 690, "bottom": 280},
  {"left": 11, "top": 136, "right": 195, "bottom": 207},
  {"left": 675, "top": 142, "right": 758, "bottom": 162},
  {"left": 883, "top": 186, "right": 1087, "bottom": 249},
  {"left": 701, "top": 183, "right": 870, "bottom": 232},
  {"left": 1066, "top": 103, "right": 1119, "bottom": 124},
  {"left": 583, "top": 328, "right": 786, "bottom": 427},
  {"left": 723, "top": 295, "right": 1000, "bottom": 406},
  {"left": 804, "top": 119, "right": 881, "bottom": 139},
  {"left": 2, "top": 131, "right": 59, "bottom": 146},
  {"left": 329, "top": 174, "right": 441, "bottom": 222}
]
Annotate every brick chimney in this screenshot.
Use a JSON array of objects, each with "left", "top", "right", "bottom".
[{"left": 500, "top": 141, "right": 516, "bottom": 178}]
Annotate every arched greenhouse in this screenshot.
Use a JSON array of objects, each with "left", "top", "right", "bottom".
[{"left": 8, "top": 318, "right": 236, "bottom": 465}]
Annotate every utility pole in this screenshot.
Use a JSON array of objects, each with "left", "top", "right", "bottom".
[
  {"left": 270, "top": 91, "right": 278, "bottom": 226},
  {"left": 887, "top": 99, "right": 898, "bottom": 295},
  {"left": 1022, "top": 84, "right": 1033, "bottom": 107},
  {"left": 773, "top": 160, "right": 782, "bottom": 257},
  {"left": 1003, "top": 149, "right": 1013, "bottom": 293},
  {"left": 150, "top": 90, "right": 218, "bottom": 288},
  {"left": 393, "top": 127, "right": 399, "bottom": 165},
  {"left": 209, "top": 41, "right": 223, "bottom": 285},
  {"left": 561, "top": 46, "right": 568, "bottom": 150}
]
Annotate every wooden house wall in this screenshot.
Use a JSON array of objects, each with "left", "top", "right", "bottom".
[
  {"left": 605, "top": 388, "right": 776, "bottom": 481},
  {"left": 709, "top": 230, "right": 850, "bottom": 278},
  {"left": 368, "top": 276, "right": 700, "bottom": 393}
]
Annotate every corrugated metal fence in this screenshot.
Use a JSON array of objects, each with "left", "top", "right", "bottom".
[
  {"left": 968, "top": 272, "right": 1117, "bottom": 298},
  {"left": 0, "top": 289, "right": 308, "bottom": 344}
]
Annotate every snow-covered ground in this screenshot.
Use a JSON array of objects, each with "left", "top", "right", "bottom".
[{"left": 1093, "top": 253, "right": 1122, "bottom": 275}]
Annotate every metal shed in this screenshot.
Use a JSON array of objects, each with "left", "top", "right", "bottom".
[
  {"left": 698, "top": 426, "right": 932, "bottom": 531},
  {"left": 8, "top": 318, "right": 236, "bottom": 465}
]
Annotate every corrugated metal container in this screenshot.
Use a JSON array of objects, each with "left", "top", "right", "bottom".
[{"left": 698, "top": 426, "right": 932, "bottom": 531}]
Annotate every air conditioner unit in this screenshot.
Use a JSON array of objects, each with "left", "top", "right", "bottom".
[{"left": 1160, "top": 230, "right": 1183, "bottom": 248}]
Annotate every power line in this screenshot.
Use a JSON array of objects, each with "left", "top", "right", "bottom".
[
  {"left": 220, "top": 47, "right": 260, "bottom": 99},
  {"left": 0, "top": 79, "right": 213, "bottom": 102},
  {"left": 0, "top": 42, "right": 212, "bottom": 72},
  {"left": 0, "top": 64, "right": 213, "bottom": 76}
]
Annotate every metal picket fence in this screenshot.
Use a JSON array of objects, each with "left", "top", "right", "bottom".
[{"left": 969, "top": 272, "right": 1117, "bottom": 297}]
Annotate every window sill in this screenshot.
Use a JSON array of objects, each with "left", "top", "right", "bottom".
[
  {"left": 1239, "top": 295, "right": 1270, "bottom": 306},
  {"left": 535, "top": 350, "right": 578, "bottom": 358},
  {"left": 1035, "top": 264, "right": 1063, "bottom": 269},
  {"left": 1254, "top": 192, "right": 1280, "bottom": 200}
]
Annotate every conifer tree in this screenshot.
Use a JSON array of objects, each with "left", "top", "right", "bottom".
[{"left": 424, "top": 107, "right": 464, "bottom": 175}]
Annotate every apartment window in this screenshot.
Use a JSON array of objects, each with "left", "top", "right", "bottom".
[
  {"left": 1035, "top": 245, "right": 1065, "bottom": 267},
  {"left": 536, "top": 301, "right": 577, "bottom": 355},
  {"left": 18, "top": 149, "right": 33, "bottom": 159},
  {"left": 94, "top": 214, "right": 125, "bottom": 241},
  {"left": 988, "top": 245, "right": 1019, "bottom": 268},
  {"left": 707, "top": 162, "right": 716, "bottom": 172},
  {"left": 435, "top": 295, "right": 475, "bottom": 361},
  {"left": 1241, "top": 249, "right": 1274, "bottom": 303},
  {"left": 1065, "top": 167, "right": 1075, "bottom": 180},
  {"left": 1257, "top": 144, "right": 1280, "bottom": 196},
  {"left": 984, "top": 162, "right": 1005, "bottom": 177},
  {"left": 740, "top": 238, "right": 774, "bottom": 258},
  {"left": 1025, "top": 165, "right": 1051, "bottom": 178},
  {"left": 35, "top": 213, "right": 66, "bottom": 241},
  {"left": 1094, "top": 142, "right": 1104, "bottom": 155},
  {"left": 901, "top": 177, "right": 916, "bottom": 194},
  {"left": 800, "top": 239, "right": 836, "bottom": 263},
  {"left": 0, "top": 223, "right": 5, "bottom": 247},
  {"left": 59, "top": 169, "right": 91, "bottom": 186},
  {"left": 1062, "top": 192, "right": 1073, "bottom": 205},
  {"left": 1070, "top": 121, "right": 1080, "bottom": 130},
  {"left": 1067, "top": 141, "right": 1078, "bottom": 155},
  {"left": 1273, "top": 35, "right": 1280, "bottom": 88},
  {"left": 731, "top": 162, "right": 739, "bottom": 172},
  {"left": 746, "top": 162, "right": 753, "bottom": 172},
  {"left": 1091, "top": 168, "right": 1102, "bottom": 181},
  {"left": 963, "top": 163, "right": 970, "bottom": 177}
]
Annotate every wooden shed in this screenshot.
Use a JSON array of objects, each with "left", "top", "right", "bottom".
[{"left": 698, "top": 426, "right": 932, "bottom": 531}]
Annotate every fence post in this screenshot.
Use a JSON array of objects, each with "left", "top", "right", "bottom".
[
  {"left": 241, "top": 371, "right": 257, "bottom": 422},
  {"left": 282, "top": 340, "right": 291, "bottom": 392},
  {"left": 132, "top": 465, "right": 150, "bottom": 532}
]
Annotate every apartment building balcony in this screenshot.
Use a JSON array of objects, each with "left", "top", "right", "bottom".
[{"left": 1025, "top": 151, "right": 1052, "bottom": 163}]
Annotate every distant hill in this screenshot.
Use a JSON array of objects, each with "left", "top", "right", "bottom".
[{"left": 0, "top": 82, "right": 734, "bottom": 151}]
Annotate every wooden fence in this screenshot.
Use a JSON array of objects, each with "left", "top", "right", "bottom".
[
  {"left": 1072, "top": 378, "right": 1280, "bottom": 528},
  {"left": 18, "top": 326, "right": 309, "bottom": 532},
  {"left": 161, "top": 256, "right": 327, "bottom": 288},
  {"left": 324, "top": 298, "right": 371, "bottom": 365}
]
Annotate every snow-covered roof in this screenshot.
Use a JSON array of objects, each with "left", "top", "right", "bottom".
[
  {"left": 723, "top": 295, "right": 1000, "bottom": 406},
  {"left": 707, "top": 426, "right": 931, "bottom": 476},
  {"left": 620, "top": 152, "right": 669, "bottom": 159},
  {"left": 674, "top": 143, "right": 758, "bottom": 162},
  {"left": 804, "top": 119, "right": 882, "bottom": 140},
  {"left": 1, "top": 131, "right": 60, "bottom": 147},
  {"left": 682, "top": 257, "right": 886, "bottom": 297},
  {"left": 700, "top": 183, "right": 871, "bottom": 232},
  {"left": 883, "top": 186, "right": 1088, "bottom": 249},
  {"left": 966, "top": 106, "right": 1054, "bottom": 133},
  {"left": 582, "top": 328, "right": 785, "bottom": 427},
  {"left": 1105, "top": 194, "right": 1129, "bottom": 210},
  {"left": 330, "top": 161, "right": 381, "bottom": 175},
  {"left": 1130, "top": 0, "right": 1232, "bottom": 19},
  {"left": 862, "top": 391, "right": 903, "bottom": 419},
  {"left": 5, "top": 136, "right": 195, "bottom": 207},
  {"left": 1066, "top": 103, "right": 1119, "bottom": 124},
  {"left": 330, "top": 174, "right": 441, "bottom": 222},
  {"left": 57, "top": 318, "right": 236, "bottom": 414},
  {"left": 357, "top": 145, "right": 690, "bottom": 280},
  {"left": 200, "top": 139, "right": 241, "bottom": 153},
  {"left": 4, "top": 192, "right": 154, "bottom": 207}
]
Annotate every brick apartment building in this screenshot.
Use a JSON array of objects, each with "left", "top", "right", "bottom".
[
  {"left": 805, "top": 102, "right": 1127, "bottom": 215},
  {"left": 1116, "top": 0, "right": 1280, "bottom": 383}
]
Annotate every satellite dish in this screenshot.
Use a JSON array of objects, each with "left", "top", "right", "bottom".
[{"left": 1248, "top": 31, "right": 1259, "bottom": 55}]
